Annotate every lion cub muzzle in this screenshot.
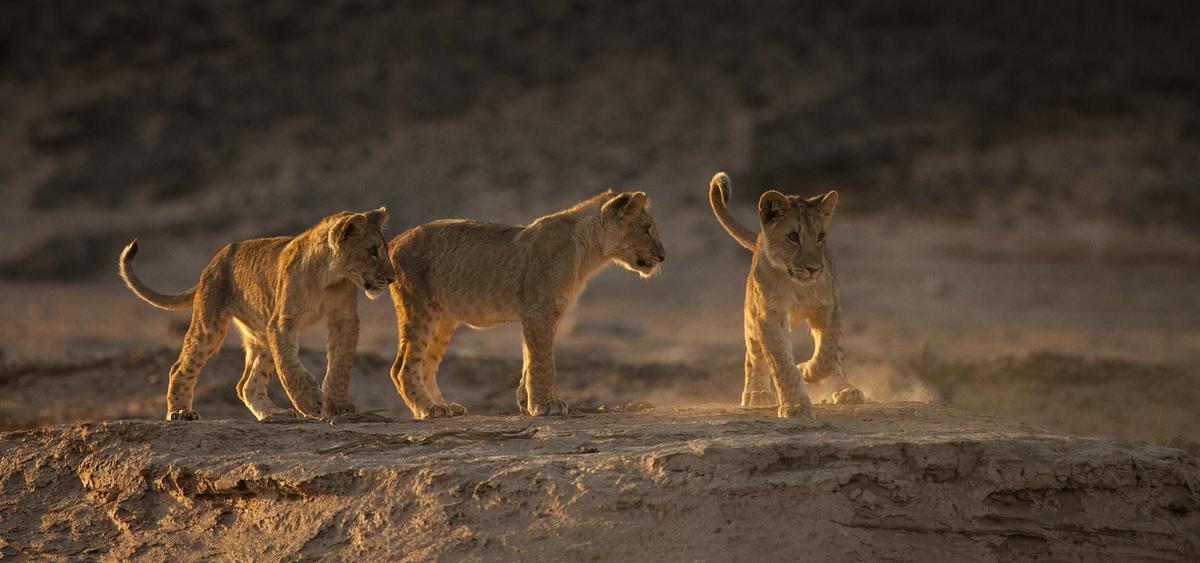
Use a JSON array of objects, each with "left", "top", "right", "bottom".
[
  {"left": 363, "top": 273, "right": 396, "bottom": 300},
  {"left": 786, "top": 263, "right": 824, "bottom": 283},
  {"left": 634, "top": 248, "right": 666, "bottom": 273}
]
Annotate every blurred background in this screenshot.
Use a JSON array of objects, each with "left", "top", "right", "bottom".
[{"left": 1, "top": 1, "right": 1198, "bottom": 445}]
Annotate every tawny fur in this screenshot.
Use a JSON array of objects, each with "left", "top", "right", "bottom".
[
  {"left": 119, "top": 208, "right": 396, "bottom": 421},
  {"left": 709, "top": 172, "right": 864, "bottom": 419},
  {"left": 387, "top": 190, "right": 666, "bottom": 419}
]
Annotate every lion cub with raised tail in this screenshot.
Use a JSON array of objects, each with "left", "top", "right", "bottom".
[
  {"left": 387, "top": 190, "right": 666, "bottom": 419},
  {"left": 119, "top": 208, "right": 396, "bottom": 421},
  {"left": 708, "top": 172, "right": 864, "bottom": 418}
]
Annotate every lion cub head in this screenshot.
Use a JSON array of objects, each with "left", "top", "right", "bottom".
[
  {"left": 757, "top": 189, "right": 838, "bottom": 284},
  {"left": 601, "top": 191, "right": 666, "bottom": 277},
  {"left": 328, "top": 207, "right": 396, "bottom": 299}
]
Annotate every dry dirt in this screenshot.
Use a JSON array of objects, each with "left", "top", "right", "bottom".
[
  {"left": 2, "top": 404, "right": 1198, "bottom": 561},
  {"left": 2, "top": 339, "right": 1200, "bottom": 560},
  {"left": 1, "top": 214, "right": 1199, "bottom": 560},
  {"left": 2, "top": 215, "right": 1198, "bottom": 561}
]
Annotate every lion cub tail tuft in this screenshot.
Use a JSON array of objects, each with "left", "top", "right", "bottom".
[
  {"left": 119, "top": 239, "right": 197, "bottom": 311},
  {"left": 708, "top": 172, "right": 757, "bottom": 251}
]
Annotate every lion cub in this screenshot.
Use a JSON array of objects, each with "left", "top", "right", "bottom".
[
  {"left": 119, "top": 208, "right": 396, "bottom": 421},
  {"left": 387, "top": 190, "right": 666, "bottom": 419},
  {"left": 708, "top": 172, "right": 864, "bottom": 418}
]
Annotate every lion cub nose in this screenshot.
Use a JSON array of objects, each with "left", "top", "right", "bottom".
[{"left": 804, "top": 265, "right": 822, "bottom": 274}]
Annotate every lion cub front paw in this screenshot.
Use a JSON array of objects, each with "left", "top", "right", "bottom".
[
  {"left": 529, "top": 398, "right": 569, "bottom": 416},
  {"left": 446, "top": 403, "right": 469, "bottom": 416},
  {"left": 291, "top": 395, "right": 325, "bottom": 418},
  {"left": 322, "top": 398, "right": 358, "bottom": 418},
  {"left": 777, "top": 401, "right": 815, "bottom": 419},
  {"left": 830, "top": 387, "right": 866, "bottom": 405},
  {"left": 260, "top": 410, "right": 305, "bottom": 423},
  {"left": 516, "top": 385, "right": 529, "bottom": 412},
  {"left": 166, "top": 409, "right": 200, "bottom": 421},
  {"left": 741, "top": 389, "right": 777, "bottom": 407},
  {"left": 416, "top": 403, "right": 456, "bottom": 420}
]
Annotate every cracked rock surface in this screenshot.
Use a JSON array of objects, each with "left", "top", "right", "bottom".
[{"left": 1, "top": 403, "right": 1197, "bottom": 561}]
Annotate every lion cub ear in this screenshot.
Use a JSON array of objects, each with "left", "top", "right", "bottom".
[
  {"left": 758, "top": 190, "right": 789, "bottom": 225},
  {"left": 330, "top": 213, "right": 369, "bottom": 246},
  {"left": 602, "top": 191, "right": 647, "bottom": 222},
  {"left": 364, "top": 206, "right": 389, "bottom": 230},
  {"left": 807, "top": 191, "right": 838, "bottom": 227}
]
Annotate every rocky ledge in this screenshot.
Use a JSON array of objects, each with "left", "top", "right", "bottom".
[{"left": 1, "top": 403, "right": 1197, "bottom": 561}]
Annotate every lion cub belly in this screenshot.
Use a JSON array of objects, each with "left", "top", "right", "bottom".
[
  {"left": 229, "top": 289, "right": 338, "bottom": 335},
  {"left": 438, "top": 288, "right": 521, "bottom": 329}
]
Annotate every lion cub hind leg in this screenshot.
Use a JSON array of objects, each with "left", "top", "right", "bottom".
[
  {"left": 241, "top": 350, "right": 303, "bottom": 421},
  {"left": 165, "top": 307, "right": 230, "bottom": 421},
  {"left": 389, "top": 297, "right": 456, "bottom": 420},
  {"left": 235, "top": 327, "right": 301, "bottom": 421}
]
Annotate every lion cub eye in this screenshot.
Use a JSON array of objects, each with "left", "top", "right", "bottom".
[
  {"left": 817, "top": 232, "right": 826, "bottom": 243},
  {"left": 786, "top": 232, "right": 799, "bottom": 243}
]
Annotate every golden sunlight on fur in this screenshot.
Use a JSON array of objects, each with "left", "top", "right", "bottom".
[
  {"left": 118, "top": 208, "right": 395, "bottom": 421},
  {"left": 709, "top": 172, "right": 864, "bottom": 418},
  {"left": 386, "top": 190, "right": 666, "bottom": 419}
]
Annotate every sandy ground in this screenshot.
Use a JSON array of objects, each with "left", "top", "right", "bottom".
[{"left": 2, "top": 404, "right": 1197, "bottom": 561}]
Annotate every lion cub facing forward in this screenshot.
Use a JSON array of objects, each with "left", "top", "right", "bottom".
[
  {"left": 119, "top": 208, "right": 395, "bottom": 421},
  {"left": 708, "top": 172, "right": 864, "bottom": 418},
  {"left": 387, "top": 190, "right": 665, "bottom": 419}
]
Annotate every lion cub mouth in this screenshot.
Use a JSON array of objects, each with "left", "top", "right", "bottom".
[
  {"left": 634, "top": 258, "right": 662, "bottom": 277},
  {"left": 363, "top": 285, "right": 386, "bottom": 300},
  {"left": 362, "top": 279, "right": 392, "bottom": 300},
  {"left": 787, "top": 269, "right": 817, "bottom": 284}
]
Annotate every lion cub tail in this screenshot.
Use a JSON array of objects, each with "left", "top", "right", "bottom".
[
  {"left": 708, "top": 172, "right": 757, "bottom": 251},
  {"left": 118, "top": 239, "right": 196, "bottom": 311}
]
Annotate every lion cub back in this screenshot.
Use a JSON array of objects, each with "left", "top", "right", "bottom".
[{"left": 389, "top": 219, "right": 528, "bottom": 325}]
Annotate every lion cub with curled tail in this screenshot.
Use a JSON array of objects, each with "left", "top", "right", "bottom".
[
  {"left": 709, "top": 172, "right": 864, "bottom": 418},
  {"left": 387, "top": 190, "right": 666, "bottom": 419},
  {"left": 119, "top": 208, "right": 396, "bottom": 421}
]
